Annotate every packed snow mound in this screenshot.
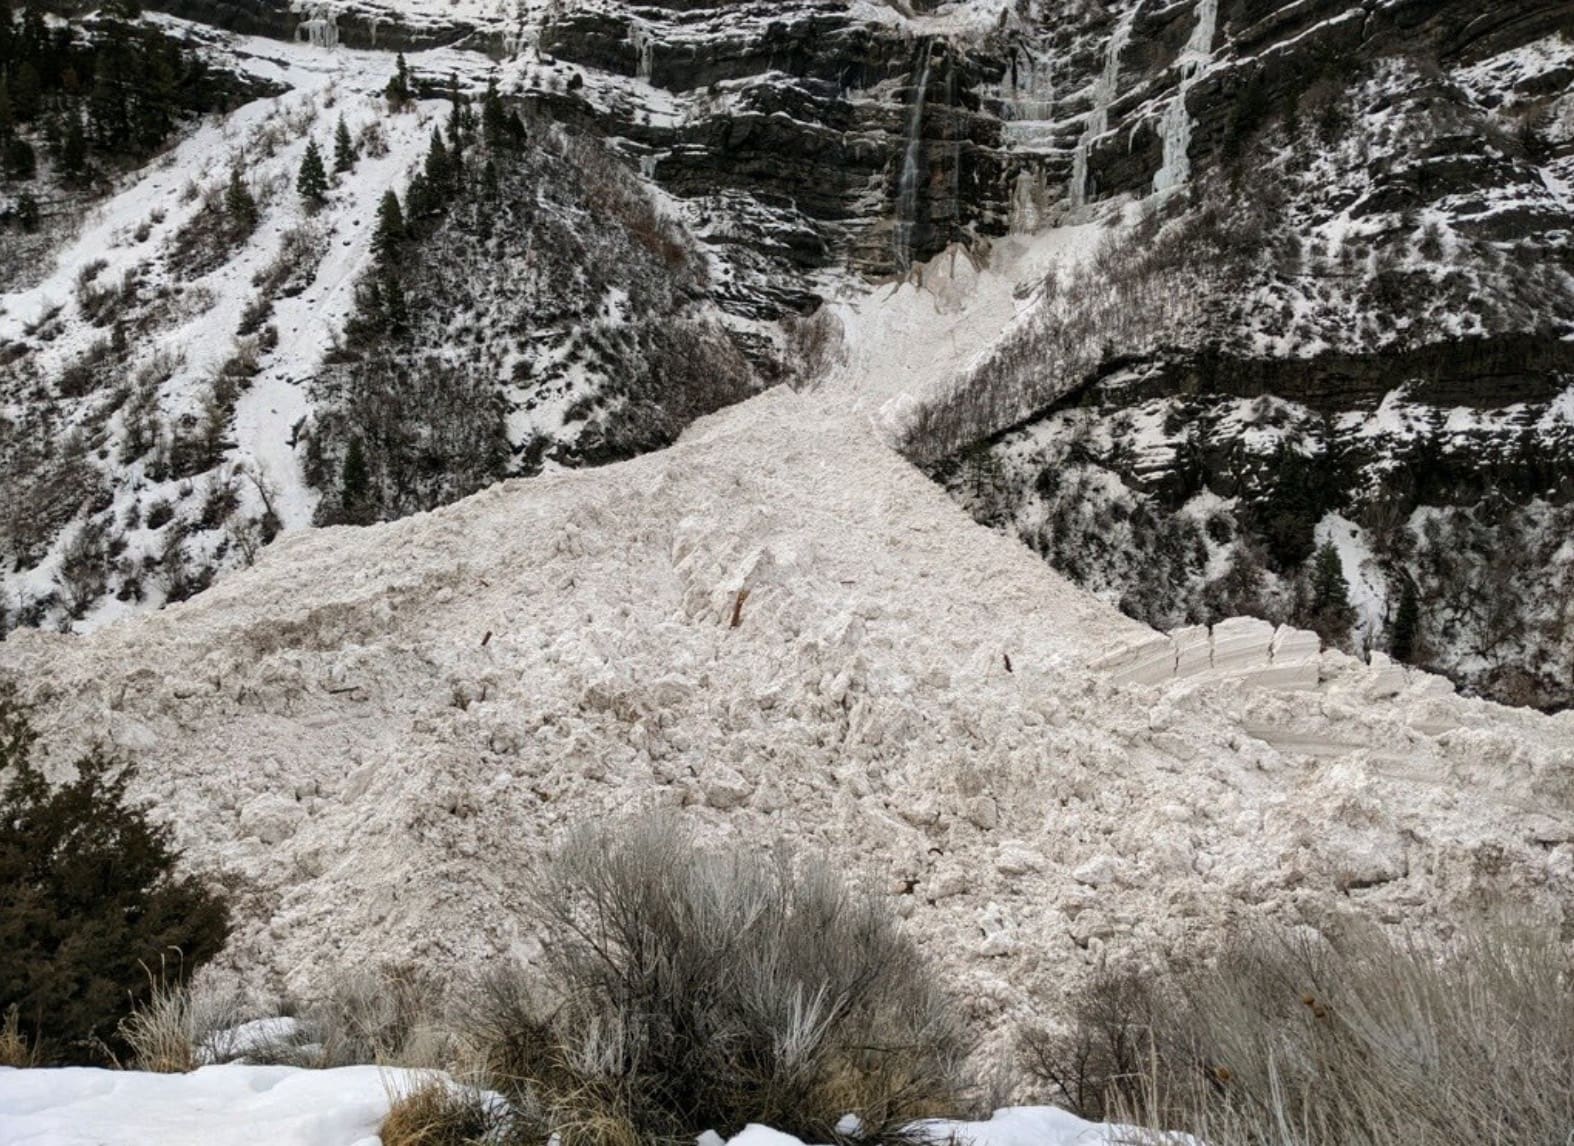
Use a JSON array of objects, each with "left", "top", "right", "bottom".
[{"left": 4, "top": 372, "right": 1571, "bottom": 1058}]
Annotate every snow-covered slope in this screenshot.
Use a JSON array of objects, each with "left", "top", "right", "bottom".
[{"left": 4, "top": 230, "right": 1571, "bottom": 1065}]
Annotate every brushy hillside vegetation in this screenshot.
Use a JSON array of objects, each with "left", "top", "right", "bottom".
[{"left": 307, "top": 82, "right": 756, "bottom": 526}]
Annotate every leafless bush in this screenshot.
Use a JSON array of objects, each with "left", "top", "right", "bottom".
[
  {"left": 781, "top": 307, "right": 847, "bottom": 392},
  {"left": 1022, "top": 919, "right": 1574, "bottom": 1146},
  {"left": 357, "top": 120, "right": 389, "bottom": 159},
  {"left": 464, "top": 819, "right": 964, "bottom": 1145},
  {"left": 252, "top": 966, "right": 453, "bottom": 1069},
  {"left": 252, "top": 221, "right": 327, "bottom": 299},
  {"left": 1016, "top": 969, "right": 1157, "bottom": 1121},
  {"left": 55, "top": 518, "right": 109, "bottom": 619}
]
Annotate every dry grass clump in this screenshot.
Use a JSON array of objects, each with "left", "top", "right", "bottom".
[
  {"left": 233, "top": 966, "right": 453, "bottom": 1069},
  {"left": 461, "top": 818, "right": 964, "bottom": 1146},
  {"left": 1020, "top": 918, "right": 1574, "bottom": 1146},
  {"left": 1, "top": 1004, "right": 38, "bottom": 1068},
  {"left": 117, "top": 972, "right": 244, "bottom": 1073},
  {"left": 379, "top": 1075, "right": 503, "bottom": 1146}
]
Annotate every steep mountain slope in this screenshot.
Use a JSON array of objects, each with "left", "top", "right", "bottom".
[
  {"left": 3, "top": 229, "right": 1572, "bottom": 1064},
  {"left": 920, "top": 18, "right": 1574, "bottom": 707},
  {"left": 0, "top": 16, "right": 758, "bottom": 631},
  {"left": 5, "top": 0, "right": 1572, "bottom": 710}
]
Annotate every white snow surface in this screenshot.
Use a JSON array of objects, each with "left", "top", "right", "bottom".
[
  {"left": 3, "top": 228, "right": 1572, "bottom": 1076},
  {"left": 0, "top": 1064, "right": 407, "bottom": 1146},
  {"left": 0, "top": 1066, "right": 1148, "bottom": 1146}
]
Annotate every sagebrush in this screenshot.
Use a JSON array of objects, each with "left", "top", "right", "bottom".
[
  {"left": 465, "top": 819, "right": 964, "bottom": 1145},
  {"left": 1021, "top": 918, "right": 1574, "bottom": 1146}
]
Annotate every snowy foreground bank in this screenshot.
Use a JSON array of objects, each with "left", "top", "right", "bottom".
[{"left": 0, "top": 1065, "right": 1134, "bottom": 1146}]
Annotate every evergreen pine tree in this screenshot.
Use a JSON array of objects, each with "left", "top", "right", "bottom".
[
  {"left": 1308, "top": 540, "right": 1356, "bottom": 646},
  {"left": 382, "top": 270, "right": 408, "bottom": 332},
  {"left": 60, "top": 111, "right": 86, "bottom": 179},
  {"left": 1311, "top": 542, "right": 1350, "bottom": 613},
  {"left": 1390, "top": 577, "right": 1420, "bottom": 663},
  {"left": 371, "top": 188, "right": 404, "bottom": 258},
  {"left": 404, "top": 170, "right": 432, "bottom": 224},
  {"left": 385, "top": 52, "right": 411, "bottom": 105},
  {"left": 297, "top": 138, "right": 328, "bottom": 206},
  {"left": 481, "top": 76, "right": 507, "bottom": 149},
  {"left": 224, "top": 167, "right": 258, "bottom": 233},
  {"left": 446, "top": 72, "right": 463, "bottom": 149},
  {"left": 87, "top": 58, "right": 129, "bottom": 150},
  {"left": 341, "top": 435, "right": 371, "bottom": 521},
  {"left": 15, "top": 187, "right": 38, "bottom": 230},
  {"left": 0, "top": 687, "right": 231, "bottom": 1065},
  {"left": 423, "top": 127, "right": 451, "bottom": 194},
  {"left": 10, "top": 61, "right": 40, "bottom": 122},
  {"left": 333, "top": 114, "right": 355, "bottom": 173},
  {"left": 3, "top": 133, "right": 35, "bottom": 179}
]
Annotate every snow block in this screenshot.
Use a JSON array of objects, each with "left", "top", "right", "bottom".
[
  {"left": 1089, "top": 633, "right": 1177, "bottom": 685},
  {"left": 1362, "top": 651, "right": 1410, "bottom": 700},
  {"left": 1209, "top": 616, "right": 1276, "bottom": 675},
  {"left": 1171, "top": 625, "right": 1214, "bottom": 677}
]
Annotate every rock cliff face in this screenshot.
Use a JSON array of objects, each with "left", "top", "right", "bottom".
[{"left": 57, "top": 0, "right": 1568, "bottom": 296}]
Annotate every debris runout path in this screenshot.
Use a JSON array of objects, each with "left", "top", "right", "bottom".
[{"left": 5, "top": 234, "right": 1571, "bottom": 1064}]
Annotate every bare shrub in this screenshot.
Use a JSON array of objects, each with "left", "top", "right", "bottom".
[
  {"left": 252, "top": 221, "right": 327, "bottom": 299},
  {"left": 466, "top": 819, "right": 964, "bottom": 1145},
  {"left": 55, "top": 518, "right": 110, "bottom": 618},
  {"left": 1016, "top": 969, "right": 1156, "bottom": 1121},
  {"left": 263, "top": 966, "right": 452, "bottom": 1069},
  {"left": 781, "top": 307, "right": 847, "bottom": 392},
  {"left": 1023, "top": 919, "right": 1574, "bottom": 1146}
]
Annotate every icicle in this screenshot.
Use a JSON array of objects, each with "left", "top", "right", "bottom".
[
  {"left": 1152, "top": 0, "right": 1218, "bottom": 194},
  {"left": 893, "top": 40, "right": 934, "bottom": 273},
  {"left": 1070, "top": 2, "right": 1140, "bottom": 208},
  {"left": 629, "top": 21, "right": 654, "bottom": 84}
]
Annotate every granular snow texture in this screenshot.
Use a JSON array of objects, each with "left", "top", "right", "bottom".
[{"left": 3, "top": 240, "right": 1572, "bottom": 1063}]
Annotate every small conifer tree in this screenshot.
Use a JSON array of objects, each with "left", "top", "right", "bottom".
[
  {"left": 0, "top": 685, "right": 230, "bottom": 1064},
  {"left": 341, "top": 435, "right": 372, "bottom": 522},
  {"left": 1390, "top": 577, "right": 1421, "bottom": 662},
  {"left": 372, "top": 189, "right": 404, "bottom": 259},
  {"left": 60, "top": 112, "right": 87, "bottom": 179},
  {"left": 297, "top": 138, "right": 328, "bottom": 206},
  {"left": 423, "top": 127, "right": 451, "bottom": 193},
  {"left": 333, "top": 114, "right": 355, "bottom": 173},
  {"left": 224, "top": 167, "right": 258, "bottom": 233},
  {"left": 15, "top": 189, "right": 38, "bottom": 231},
  {"left": 1308, "top": 541, "right": 1356, "bottom": 646},
  {"left": 481, "top": 77, "right": 506, "bottom": 147},
  {"left": 385, "top": 52, "right": 411, "bottom": 106}
]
